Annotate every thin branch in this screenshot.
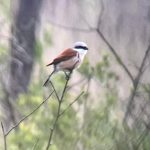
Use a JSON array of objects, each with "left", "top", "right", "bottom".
[
  {"left": 59, "top": 91, "right": 84, "bottom": 117},
  {"left": 5, "top": 91, "right": 54, "bottom": 136},
  {"left": 134, "top": 44, "right": 150, "bottom": 87},
  {"left": 49, "top": 80, "right": 60, "bottom": 101},
  {"left": 96, "top": 28, "right": 134, "bottom": 83},
  {"left": 1, "top": 122, "right": 7, "bottom": 150},
  {"left": 123, "top": 44, "right": 150, "bottom": 123},
  {"left": 60, "top": 73, "right": 71, "bottom": 101},
  {"left": 46, "top": 99, "right": 63, "bottom": 150},
  {"left": 95, "top": 3, "right": 134, "bottom": 83},
  {"left": 46, "top": 71, "right": 72, "bottom": 150}
]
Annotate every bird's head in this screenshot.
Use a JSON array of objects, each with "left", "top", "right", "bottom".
[{"left": 73, "top": 41, "right": 88, "bottom": 59}]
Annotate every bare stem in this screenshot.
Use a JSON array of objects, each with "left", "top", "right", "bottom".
[
  {"left": 46, "top": 71, "right": 73, "bottom": 150},
  {"left": 123, "top": 44, "right": 150, "bottom": 123},
  {"left": 96, "top": 28, "right": 134, "bottom": 83},
  {"left": 59, "top": 91, "right": 84, "bottom": 117},
  {"left": 5, "top": 91, "right": 54, "bottom": 136},
  {"left": 49, "top": 80, "right": 60, "bottom": 101}
]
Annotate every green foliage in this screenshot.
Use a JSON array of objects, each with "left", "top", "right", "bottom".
[
  {"left": 76, "top": 55, "right": 118, "bottom": 149},
  {"left": 78, "top": 57, "right": 94, "bottom": 78},
  {"left": 5, "top": 52, "right": 150, "bottom": 150},
  {"left": 94, "top": 55, "right": 118, "bottom": 85},
  {"left": 78, "top": 54, "right": 118, "bottom": 86},
  {"left": 7, "top": 80, "right": 79, "bottom": 150},
  {"left": 77, "top": 53, "right": 150, "bottom": 150}
]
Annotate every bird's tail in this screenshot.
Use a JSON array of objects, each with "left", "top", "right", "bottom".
[{"left": 43, "top": 70, "right": 55, "bottom": 87}]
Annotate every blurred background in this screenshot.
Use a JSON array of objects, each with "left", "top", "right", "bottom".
[{"left": 0, "top": 0, "right": 150, "bottom": 149}]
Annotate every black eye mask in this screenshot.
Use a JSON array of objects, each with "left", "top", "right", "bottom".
[{"left": 74, "top": 46, "right": 88, "bottom": 50}]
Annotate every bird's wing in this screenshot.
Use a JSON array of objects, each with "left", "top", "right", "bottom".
[{"left": 47, "top": 48, "right": 78, "bottom": 66}]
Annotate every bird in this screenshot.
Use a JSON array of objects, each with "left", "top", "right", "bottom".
[{"left": 43, "top": 41, "right": 88, "bottom": 86}]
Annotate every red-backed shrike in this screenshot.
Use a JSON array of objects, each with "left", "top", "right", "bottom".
[{"left": 43, "top": 41, "right": 88, "bottom": 86}]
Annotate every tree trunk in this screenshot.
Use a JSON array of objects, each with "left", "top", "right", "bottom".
[{"left": 3, "top": 0, "right": 43, "bottom": 129}]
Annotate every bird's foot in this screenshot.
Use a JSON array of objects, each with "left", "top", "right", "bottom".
[
  {"left": 64, "top": 71, "right": 72, "bottom": 80},
  {"left": 65, "top": 74, "right": 70, "bottom": 80}
]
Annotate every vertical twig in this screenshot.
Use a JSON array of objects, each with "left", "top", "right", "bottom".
[
  {"left": 49, "top": 81, "right": 60, "bottom": 101},
  {"left": 1, "top": 122, "right": 7, "bottom": 150},
  {"left": 46, "top": 71, "right": 72, "bottom": 150}
]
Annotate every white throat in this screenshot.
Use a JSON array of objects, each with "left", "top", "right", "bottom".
[{"left": 74, "top": 48, "right": 87, "bottom": 60}]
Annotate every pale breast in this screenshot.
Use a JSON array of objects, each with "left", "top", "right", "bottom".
[{"left": 56, "top": 54, "right": 80, "bottom": 71}]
